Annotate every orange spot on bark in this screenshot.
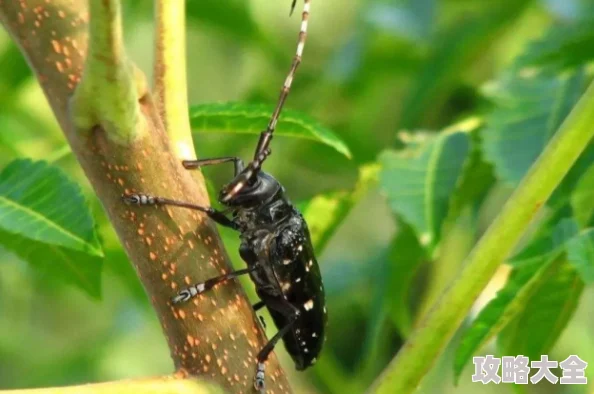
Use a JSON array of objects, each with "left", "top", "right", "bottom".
[
  {"left": 51, "top": 40, "right": 61, "bottom": 54},
  {"left": 178, "top": 309, "right": 186, "bottom": 319},
  {"left": 149, "top": 251, "right": 157, "bottom": 260}
]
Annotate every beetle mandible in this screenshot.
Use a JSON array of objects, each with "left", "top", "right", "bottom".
[{"left": 123, "top": 0, "right": 326, "bottom": 390}]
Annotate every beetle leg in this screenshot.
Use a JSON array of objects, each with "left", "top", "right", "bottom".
[
  {"left": 171, "top": 264, "right": 260, "bottom": 304},
  {"left": 253, "top": 300, "right": 266, "bottom": 312},
  {"left": 182, "top": 157, "right": 245, "bottom": 176},
  {"left": 253, "top": 298, "right": 300, "bottom": 391},
  {"left": 122, "top": 193, "right": 238, "bottom": 230}
]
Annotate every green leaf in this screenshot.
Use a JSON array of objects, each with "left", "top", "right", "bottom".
[
  {"left": 189, "top": 102, "right": 352, "bottom": 159},
  {"left": 508, "top": 217, "right": 579, "bottom": 267},
  {"left": 398, "top": 0, "right": 531, "bottom": 128},
  {"left": 186, "top": 0, "right": 260, "bottom": 42},
  {"left": 0, "top": 44, "right": 32, "bottom": 105},
  {"left": 570, "top": 164, "right": 594, "bottom": 227},
  {"left": 386, "top": 222, "right": 426, "bottom": 337},
  {"left": 444, "top": 122, "right": 495, "bottom": 225},
  {"left": 0, "top": 228, "right": 102, "bottom": 298},
  {"left": 515, "top": 16, "right": 594, "bottom": 72},
  {"left": 454, "top": 217, "right": 581, "bottom": 382},
  {"left": 565, "top": 229, "right": 594, "bottom": 284},
  {"left": 302, "top": 164, "right": 379, "bottom": 252},
  {"left": 0, "top": 160, "right": 103, "bottom": 257},
  {"left": 453, "top": 252, "right": 561, "bottom": 384},
  {"left": 379, "top": 130, "right": 470, "bottom": 249},
  {"left": 482, "top": 70, "right": 586, "bottom": 185},
  {"left": 499, "top": 259, "right": 584, "bottom": 361}
]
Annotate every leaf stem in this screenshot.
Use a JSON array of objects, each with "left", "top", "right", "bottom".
[
  {"left": 154, "top": 0, "right": 195, "bottom": 160},
  {"left": 368, "top": 79, "right": 594, "bottom": 394}
]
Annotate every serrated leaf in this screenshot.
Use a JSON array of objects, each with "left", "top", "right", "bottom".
[
  {"left": 453, "top": 252, "right": 561, "bottom": 384},
  {"left": 302, "top": 191, "right": 351, "bottom": 252},
  {"left": 379, "top": 130, "right": 470, "bottom": 249},
  {"left": 509, "top": 218, "right": 579, "bottom": 267},
  {"left": 570, "top": 164, "right": 594, "bottom": 227},
  {"left": 565, "top": 229, "right": 594, "bottom": 284},
  {"left": 482, "top": 70, "right": 586, "bottom": 185},
  {"left": 499, "top": 259, "right": 584, "bottom": 361},
  {"left": 445, "top": 124, "right": 495, "bottom": 225},
  {"left": 515, "top": 16, "right": 594, "bottom": 72},
  {"left": 189, "top": 103, "right": 352, "bottom": 159},
  {"left": 0, "top": 160, "right": 103, "bottom": 257},
  {"left": 302, "top": 164, "right": 379, "bottom": 252},
  {"left": 0, "top": 228, "right": 102, "bottom": 298}
]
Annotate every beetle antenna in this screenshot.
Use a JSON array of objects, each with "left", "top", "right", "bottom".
[
  {"left": 220, "top": 0, "right": 311, "bottom": 202},
  {"left": 252, "top": 0, "right": 311, "bottom": 165}
]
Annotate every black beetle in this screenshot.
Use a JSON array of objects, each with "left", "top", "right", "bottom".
[{"left": 123, "top": 0, "right": 326, "bottom": 390}]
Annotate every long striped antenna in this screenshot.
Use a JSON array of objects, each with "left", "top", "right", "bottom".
[
  {"left": 252, "top": 0, "right": 311, "bottom": 162},
  {"left": 221, "top": 0, "right": 312, "bottom": 201}
]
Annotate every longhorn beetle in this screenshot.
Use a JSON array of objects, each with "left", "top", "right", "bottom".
[{"left": 123, "top": 0, "right": 326, "bottom": 391}]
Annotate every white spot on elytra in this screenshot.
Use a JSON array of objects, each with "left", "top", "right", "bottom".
[
  {"left": 297, "top": 245, "right": 303, "bottom": 252},
  {"left": 296, "top": 277, "right": 302, "bottom": 283},
  {"left": 281, "top": 282, "right": 291, "bottom": 291},
  {"left": 304, "top": 299, "right": 314, "bottom": 311},
  {"left": 312, "top": 332, "right": 318, "bottom": 338},
  {"left": 311, "top": 357, "right": 317, "bottom": 365},
  {"left": 283, "top": 259, "right": 292, "bottom": 265},
  {"left": 304, "top": 348, "right": 309, "bottom": 353},
  {"left": 323, "top": 307, "right": 327, "bottom": 314}
]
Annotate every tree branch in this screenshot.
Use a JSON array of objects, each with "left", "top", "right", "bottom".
[
  {"left": 0, "top": 376, "right": 224, "bottom": 394},
  {"left": 0, "top": 1, "right": 291, "bottom": 392},
  {"left": 368, "top": 79, "right": 594, "bottom": 393}
]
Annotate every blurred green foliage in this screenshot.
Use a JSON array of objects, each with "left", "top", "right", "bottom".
[{"left": 1, "top": 0, "right": 594, "bottom": 393}]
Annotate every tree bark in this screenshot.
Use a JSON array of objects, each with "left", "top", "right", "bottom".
[{"left": 0, "top": 1, "right": 292, "bottom": 393}]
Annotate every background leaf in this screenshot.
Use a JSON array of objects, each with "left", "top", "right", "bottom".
[
  {"left": 379, "top": 130, "right": 470, "bottom": 249},
  {"left": 0, "top": 228, "right": 102, "bottom": 298},
  {"left": 189, "top": 102, "right": 352, "bottom": 158},
  {"left": 482, "top": 70, "right": 586, "bottom": 185},
  {"left": 565, "top": 229, "right": 594, "bottom": 284},
  {"left": 570, "top": 164, "right": 594, "bottom": 227},
  {"left": 515, "top": 16, "right": 594, "bottom": 72},
  {"left": 0, "top": 160, "right": 103, "bottom": 257},
  {"left": 498, "top": 259, "right": 584, "bottom": 361},
  {"left": 453, "top": 252, "right": 561, "bottom": 383}
]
